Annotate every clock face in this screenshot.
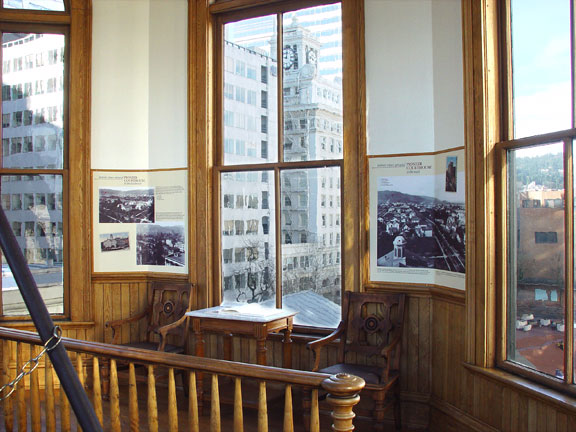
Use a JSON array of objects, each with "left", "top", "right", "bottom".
[
  {"left": 283, "top": 46, "right": 297, "bottom": 70},
  {"left": 306, "top": 46, "right": 317, "bottom": 65}
]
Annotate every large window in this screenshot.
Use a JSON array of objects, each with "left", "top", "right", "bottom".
[
  {"left": 216, "top": 2, "right": 343, "bottom": 328},
  {"left": 0, "top": 3, "right": 70, "bottom": 316},
  {"left": 499, "top": 0, "right": 576, "bottom": 392}
]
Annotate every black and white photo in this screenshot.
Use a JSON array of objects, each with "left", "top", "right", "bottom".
[
  {"left": 100, "top": 232, "right": 130, "bottom": 252},
  {"left": 99, "top": 187, "right": 155, "bottom": 223},
  {"left": 375, "top": 174, "right": 465, "bottom": 274},
  {"left": 136, "top": 222, "right": 185, "bottom": 266}
]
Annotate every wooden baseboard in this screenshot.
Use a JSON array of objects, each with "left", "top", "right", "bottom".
[{"left": 430, "top": 396, "right": 499, "bottom": 432}]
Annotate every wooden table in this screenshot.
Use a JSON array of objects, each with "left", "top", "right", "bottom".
[{"left": 186, "top": 304, "right": 297, "bottom": 368}]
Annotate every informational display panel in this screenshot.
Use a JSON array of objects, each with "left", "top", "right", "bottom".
[
  {"left": 92, "top": 169, "right": 187, "bottom": 273},
  {"left": 369, "top": 148, "right": 465, "bottom": 290}
]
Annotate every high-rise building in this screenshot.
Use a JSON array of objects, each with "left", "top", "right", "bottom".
[
  {"left": 221, "top": 17, "right": 342, "bottom": 326},
  {"left": 1, "top": 32, "right": 65, "bottom": 315}
]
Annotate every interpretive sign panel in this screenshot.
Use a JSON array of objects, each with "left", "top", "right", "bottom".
[
  {"left": 92, "top": 169, "right": 187, "bottom": 273},
  {"left": 369, "top": 149, "right": 465, "bottom": 290}
]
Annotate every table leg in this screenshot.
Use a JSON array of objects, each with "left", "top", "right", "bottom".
[
  {"left": 282, "top": 326, "right": 293, "bottom": 369},
  {"left": 255, "top": 324, "right": 268, "bottom": 366}
]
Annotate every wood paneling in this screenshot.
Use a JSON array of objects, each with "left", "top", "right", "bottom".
[
  {"left": 92, "top": 281, "right": 148, "bottom": 344},
  {"left": 430, "top": 295, "right": 576, "bottom": 432}
]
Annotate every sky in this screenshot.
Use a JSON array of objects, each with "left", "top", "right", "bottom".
[{"left": 511, "top": 0, "right": 572, "bottom": 140}]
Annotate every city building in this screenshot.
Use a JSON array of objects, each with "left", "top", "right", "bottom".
[{"left": 221, "top": 18, "right": 342, "bottom": 323}]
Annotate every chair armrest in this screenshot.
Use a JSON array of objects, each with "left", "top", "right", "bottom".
[
  {"left": 105, "top": 307, "right": 151, "bottom": 345},
  {"left": 307, "top": 322, "right": 345, "bottom": 372},
  {"left": 156, "top": 312, "right": 190, "bottom": 351},
  {"left": 380, "top": 333, "right": 402, "bottom": 381}
]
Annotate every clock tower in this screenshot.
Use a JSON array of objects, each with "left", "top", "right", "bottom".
[{"left": 273, "top": 17, "right": 322, "bottom": 74}]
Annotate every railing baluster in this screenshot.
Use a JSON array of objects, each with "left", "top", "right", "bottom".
[
  {"left": 2, "top": 340, "right": 14, "bottom": 431},
  {"left": 110, "top": 359, "right": 121, "bottom": 432},
  {"left": 258, "top": 381, "right": 268, "bottom": 432},
  {"left": 92, "top": 357, "right": 103, "bottom": 426},
  {"left": 60, "top": 373, "right": 71, "bottom": 432},
  {"left": 16, "top": 342, "right": 27, "bottom": 431},
  {"left": 168, "top": 368, "right": 178, "bottom": 432},
  {"left": 76, "top": 353, "right": 85, "bottom": 432},
  {"left": 129, "top": 363, "right": 139, "bottom": 432},
  {"left": 283, "top": 384, "right": 293, "bottom": 432},
  {"left": 0, "top": 329, "right": 368, "bottom": 432},
  {"left": 310, "top": 389, "right": 320, "bottom": 432},
  {"left": 30, "top": 345, "right": 41, "bottom": 432},
  {"left": 234, "top": 377, "right": 243, "bottom": 432},
  {"left": 210, "top": 374, "right": 221, "bottom": 432},
  {"left": 45, "top": 354, "right": 55, "bottom": 432},
  {"left": 188, "top": 372, "right": 199, "bottom": 432},
  {"left": 148, "top": 365, "right": 159, "bottom": 432},
  {"left": 77, "top": 353, "right": 85, "bottom": 387}
]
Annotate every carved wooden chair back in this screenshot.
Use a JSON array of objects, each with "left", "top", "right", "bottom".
[
  {"left": 145, "top": 281, "right": 193, "bottom": 348},
  {"left": 337, "top": 291, "right": 405, "bottom": 366}
]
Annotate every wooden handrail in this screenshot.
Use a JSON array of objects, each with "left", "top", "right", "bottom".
[
  {"left": 0, "top": 326, "right": 366, "bottom": 431},
  {"left": 0, "top": 327, "right": 329, "bottom": 386}
]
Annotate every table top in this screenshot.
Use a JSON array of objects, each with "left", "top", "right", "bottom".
[{"left": 186, "top": 304, "right": 297, "bottom": 323}]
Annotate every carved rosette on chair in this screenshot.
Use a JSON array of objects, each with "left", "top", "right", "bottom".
[{"left": 308, "top": 292, "right": 406, "bottom": 432}]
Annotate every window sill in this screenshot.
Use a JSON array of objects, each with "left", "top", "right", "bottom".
[{"left": 464, "top": 363, "right": 576, "bottom": 413}]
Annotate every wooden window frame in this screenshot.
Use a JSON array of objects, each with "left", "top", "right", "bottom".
[
  {"left": 465, "top": 0, "right": 576, "bottom": 396},
  {"left": 203, "top": 0, "right": 363, "bottom": 332},
  {"left": 0, "top": 0, "right": 91, "bottom": 322}
]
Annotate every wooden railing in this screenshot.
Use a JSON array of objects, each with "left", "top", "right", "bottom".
[{"left": 0, "top": 327, "right": 365, "bottom": 432}]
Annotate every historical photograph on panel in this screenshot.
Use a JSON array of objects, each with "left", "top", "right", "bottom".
[
  {"left": 136, "top": 222, "right": 185, "bottom": 267},
  {"left": 98, "top": 187, "right": 155, "bottom": 224},
  {"left": 100, "top": 232, "right": 130, "bottom": 252},
  {"left": 369, "top": 150, "right": 466, "bottom": 289},
  {"left": 445, "top": 156, "right": 457, "bottom": 192}
]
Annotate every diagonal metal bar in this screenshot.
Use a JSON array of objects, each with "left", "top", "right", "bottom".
[{"left": 0, "top": 206, "right": 102, "bottom": 431}]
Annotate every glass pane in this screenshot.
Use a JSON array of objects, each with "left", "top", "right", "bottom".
[
  {"left": 220, "top": 170, "right": 276, "bottom": 305},
  {"left": 223, "top": 16, "right": 278, "bottom": 165},
  {"left": 507, "top": 143, "right": 565, "bottom": 377},
  {"left": 0, "top": 174, "right": 63, "bottom": 316},
  {"left": 281, "top": 167, "right": 341, "bottom": 328},
  {"left": 2, "top": 33, "right": 65, "bottom": 169},
  {"left": 4, "top": 0, "right": 65, "bottom": 11},
  {"left": 511, "top": 0, "right": 571, "bottom": 138},
  {"left": 282, "top": 4, "right": 342, "bottom": 162}
]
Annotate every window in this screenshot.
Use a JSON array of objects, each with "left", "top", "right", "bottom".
[
  {"left": 497, "top": 0, "right": 576, "bottom": 392},
  {"left": 0, "top": 22, "right": 74, "bottom": 317},
  {"left": 260, "top": 115, "right": 268, "bottom": 133},
  {"left": 223, "top": 194, "right": 234, "bottom": 208},
  {"left": 261, "top": 65, "right": 268, "bottom": 84},
  {"left": 216, "top": 3, "right": 344, "bottom": 327},
  {"left": 534, "top": 232, "right": 558, "bottom": 244}
]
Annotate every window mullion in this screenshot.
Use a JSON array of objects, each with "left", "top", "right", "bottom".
[
  {"left": 564, "top": 137, "right": 575, "bottom": 384},
  {"left": 275, "top": 12, "right": 283, "bottom": 309},
  {"left": 274, "top": 167, "right": 282, "bottom": 308},
  {"left": 277, "top": 12, "right": 284, "bottom": 164}
]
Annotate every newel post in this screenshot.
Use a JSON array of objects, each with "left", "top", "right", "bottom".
[{"left": 321, "top": 373, "right": 365, "bottom": 432}]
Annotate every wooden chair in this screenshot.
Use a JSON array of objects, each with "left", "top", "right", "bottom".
[
  {"left": 104, "top": 281, "right": 193, "bottom": 394},
  {"left": 307, "top": 291, "right": 405, "bottom": 431}
]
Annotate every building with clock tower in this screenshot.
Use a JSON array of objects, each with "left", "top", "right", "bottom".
[{"left": 221, "top": 17, "right": 343, "bottom": 323}]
